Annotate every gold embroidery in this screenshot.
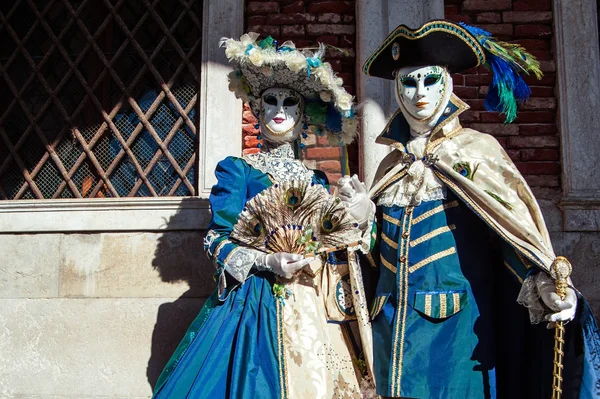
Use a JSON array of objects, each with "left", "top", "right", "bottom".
[
  {"left": 434, "top": 170, "right": 550, "bottom": 274},
  {"left": 504, "top": 261, "right": 524, "bottom": 284},
  {"left": 383, "top": 213, "right": 400, "bottom": 226},
  {"left": 453, "top": 292, "right": 460, "bottom": 314},
  {"left": 516, "top": 251, "right": 532, "bottom": 269},
  {"left": 408, "top": 247, "right": 457, "bottom": 273},
  {"left": 411, "top": 201, "right": 459, "bottom": 225},
  {"left": 276, "top": 300, "right": 289, "bottom": 399},
  {"left": 381, "top": 256, "right": 397, "bottom": 273},
  {"left": 439, "top": 293, "right": 447, "bottom": 318},
  {"left": 391, "top": 205, "right": 413, "bottom": 396},
  {"left": 424, "top": 294, "right": 432, "bottom": 317},
  {"left": 382, "top": 232, "right": 399, "bottom": 249},
  {"left": 409, "top": 224, "right": 456, "bottom": 247}
]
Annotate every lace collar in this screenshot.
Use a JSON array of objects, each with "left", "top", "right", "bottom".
[{"left": 243, "top": 141, "right": 314, "bottom": 183}]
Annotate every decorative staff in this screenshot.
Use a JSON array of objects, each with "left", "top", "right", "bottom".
[{"left": 551, "top": 256, "right": 573, "bottom": 399}]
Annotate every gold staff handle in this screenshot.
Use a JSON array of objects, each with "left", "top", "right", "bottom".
[{"left": 551, "top": 256, "right": 573, "bottom": 399}]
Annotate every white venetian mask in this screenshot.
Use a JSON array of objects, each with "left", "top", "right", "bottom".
[
  {"left": 259, "top": 87, "right": 304, "bottom": 143},
  {"left": 395, "top": 65, "right": 449, "bottom": 122}
]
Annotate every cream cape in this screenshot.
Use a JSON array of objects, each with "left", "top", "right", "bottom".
[{"left": 369, "top": 95, "right": 558, "bottom": 274}]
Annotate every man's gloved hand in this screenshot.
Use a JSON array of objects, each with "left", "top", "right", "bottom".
[
  {"left": 536, "top": 272, "right": 577, "bottom": 328},
  {"left": 338, "top": 174, "right": 375, "bottom": 229},
  {"left": 255, "top": 252, "right": 311, "bottom": 279}
]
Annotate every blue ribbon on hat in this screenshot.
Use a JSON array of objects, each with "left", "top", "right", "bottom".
[{"left": 306, "top": 57, "right": 323, "bottom": 77}]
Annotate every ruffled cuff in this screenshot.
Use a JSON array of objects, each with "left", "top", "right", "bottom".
[
  {"left": 517, "top": 273, "right": 546, "bottom": 324},
  {"left": 217, "top": 247, "right": 262, "bottom": 300}
]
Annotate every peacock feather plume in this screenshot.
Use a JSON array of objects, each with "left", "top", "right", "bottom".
[
  {"left": 231, "top": 181, "right": 361, "bottom": 255},
  {"left": 459, "top": 22, "right": 543, "bottom": 123}
]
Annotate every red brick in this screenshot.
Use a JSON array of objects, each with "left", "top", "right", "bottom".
[
  {"left": 446, "top": 14, "right": 473, "bottom": 24},
  {"left": 496, "top": 137, "right": 507, "bottom": 148},
  {"left": 476, "top": 24, "right": 513, "bottom": 37},
  {"left": 463, "top": 0, "right": 511, "bottom": 11},
  {"left": 514, "top": 24, "right": 552, "bottom": 38},
  {"left": 305, "top": 146, "right": 341, "bottom": 159},
  {"left": 515, "top": 112, "right": 555, "bottom": 123},
  {"left": 512, "top": 39, "right": 549, "bottom": 51},
  {"left": 282, "top": 1, "right": 305, "bottom": 13},
  {"left": 306, "top": 24, "right": 355, "bottom": 35},
  {"left": 445, "top": 5, "right": 460, "bottom": 15},
  {"left": 247, "top": 2, "right": 279, "bottom": 14},
  {"left": 514, "top": 162, "right": 560, "bottom": 175},
  {"left": 480, "top": 112, "right": 505, "bottom": 123},
  {"left": 465, "top": 74, "right": 492, "bottom": 86},
  {"left": 307, "top": 1, "right": 354, "bottom": 14},
  {"left": 530, "top": 186, "right": 562, "bottom": 200},
  {"left": 282, "top": 25, "right": 306, "bottom": 37},
  {"left": 508, "top": 136, "right": 559, "bottom": 148},
  {"left": 340, "top": 35, "right": 354, "bottom": 46},
  {"left": 317, "top": 13, "right": 342, "bottom": 23},
  {"left": 521, "top": 149, "right": 559, "bottom": 161},
  {"left": 242, "top": 124, "right": 259, "bottom": 136},
  {"left": 521, "top": 98, "right": 556, "bottom": 111},
  {"left": 317, "top": 160, "right": 342, "bottom": 172},
  {"left": 325, "top": 172, "right": 343, "bottom": 184},
  {"left": 243, "top": 148, "right": 261, "bottom": 156},
  {"left": 461, "top": 110, "right": 481, "bottom": 122},
  {"left": 247, "top": 25, "right": 281, "bottom": 37},
  {"left": 343, "top": 15, "right": 354, "bottom": 23},
  {"left": 454, "top": 86, "right": 478, "bottom": 99},
  {"left": 244, "top": 135, "right": 261, "bottom": 147},
  {"left": 539, "top": 60, "right": 556, "bottom": 73},
  {"left": 524, "top": 74, "right": 555, "bottom": 86},
  {"left": 465, "top": 99, "right": 486, "bottom": 110},
  {"left": 267, "top": 13, "right": 315, "bottom": 25},
  {"left": 519, "top": 124, "right": 557, "bottom": 135},
  {"left": 523, "top": 174, "right": 560, "bottom": 187},
  {"left": 502, "top": 11, "right": 553, "bottom": 23},
  {"left": 247, "top": 16, "right": 267, "bottom": 26},
  {"left": 528, "top": 50, "right": 553, "bottom": 61},
  {"left": 479, "top": 85, "right": 489, "bottom": 96},
  {"left": 316, "top": 35, "right": 339, "bottom": 46},
  {"left": 476, "top": 12, "right": 501, "bottom": 23},
  {"left": 451, "top": 74, "right": 465, "bottom": 85},
  {"left": 530, "top": 86, "right": 555, "bottom": 97},
  {"left": 328, "top": 59, "right": 342, "bottom": 72},
  {"left": 506, "top": 149, "right": 521, "bottom": 161},
  {"left": 467, "top": 123, "right": 519, "bottom": 136},
  {"left": 326, "top": 47, "right": 355, "bottom": 59},
  {"left": 513, "top": 0, "right": 552, "bottom": 11}
]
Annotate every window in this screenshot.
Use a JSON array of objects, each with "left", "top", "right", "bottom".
[{"left": 0, "top": 0, "right": 202, "bottom": 200}]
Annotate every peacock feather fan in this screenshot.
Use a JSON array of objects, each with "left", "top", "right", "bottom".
[
  {"left": 459, "top": 22, "right": 543, "bottom": 124},
  {"left": 231, "top": 181, "right": 361, "bottom": 255}
]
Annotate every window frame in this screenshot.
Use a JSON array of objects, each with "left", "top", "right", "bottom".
[{"left": 0, "top": 0, "right": 243, "bottom": 233}]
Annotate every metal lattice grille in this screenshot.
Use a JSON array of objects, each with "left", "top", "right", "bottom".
[{"left": 0, "top": 0, "right": 202, "bottom": 199}]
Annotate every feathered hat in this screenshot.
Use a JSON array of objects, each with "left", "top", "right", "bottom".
[
  {"left": 363, "top": 20, "right": 543, "bottom": 123},
  {"left": 220, "top": 33, "right": 359, "bottom": 145}
]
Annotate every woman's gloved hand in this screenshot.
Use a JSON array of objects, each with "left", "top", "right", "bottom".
[
  {"left": 255, "top": 252, "right": 311, "bottom": 279},
  {"left": 337, "top": 174, "right": 375, "bottom": 229},
  {"left": 536, "top": 272, "right": 577, "bottom": 328}
]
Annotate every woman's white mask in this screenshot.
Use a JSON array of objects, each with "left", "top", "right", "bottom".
[
  {"left": 395, "top": 65, "right": 449, "bottom": 122},
  {"left": 259, "top": 87, "right": 304, "bottom": 143}
]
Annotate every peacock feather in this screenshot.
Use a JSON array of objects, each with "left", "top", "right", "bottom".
[
  {"left": 231, "top": 181, "right": 361, "bottom": 255},
  {"left": 459, "top": 23, "right": 543, "bottom": 124}
]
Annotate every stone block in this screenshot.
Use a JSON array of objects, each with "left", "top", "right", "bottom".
[
  {"left": 0, "top": 235, "right": 60, "bottom": 299},
  {"left": 508, "top": 135, "right": 559, "bottom": 148},
  {"left": 503, "top": 11, "right": 553, "bottom": 23}
]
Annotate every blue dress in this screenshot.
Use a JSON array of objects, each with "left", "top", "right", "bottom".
[{"left": 153, "top": 151, "right": 363, "bottom": 399}]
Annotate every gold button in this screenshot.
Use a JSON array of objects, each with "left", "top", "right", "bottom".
[
  {"left": 402, "top": 232, "right": 409, "bottom": 239},
  {"left": 406, "top": 207, "right": 413, "bottom": 214},
  {"left": 399, "top": 256, "right": 407, "bottom": 263}
]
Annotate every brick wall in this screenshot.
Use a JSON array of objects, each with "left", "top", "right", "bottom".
[
  {"left": 445, "top": 0, "right": 559, "bottom": 199},
  {"left": 243, "top": 0, "right": 356, "bottom": 184}
]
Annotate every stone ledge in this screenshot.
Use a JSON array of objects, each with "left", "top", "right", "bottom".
[{"left": 559, "top": 197, "right": 600, "bottom": 231}]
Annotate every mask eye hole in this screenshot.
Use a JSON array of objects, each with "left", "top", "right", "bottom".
[
  {"left": 424, "top": 74, "right": 441, "bottom": 87},
  {"left": 400, "top": 77, "right": 417, "bottom": 88},
  {"left": 263, "top": 95, "right": 278, "bottom": 106},
  {"left": 283, "top": 97, "right": 299, "bottom": 107}
]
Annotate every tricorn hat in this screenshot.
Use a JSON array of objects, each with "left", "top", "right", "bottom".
[{"left": 363, "top": 20, "right": 486, "bottom": 79}]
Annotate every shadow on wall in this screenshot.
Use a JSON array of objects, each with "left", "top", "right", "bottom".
[{"left": 146, "top": 198, "right": 215, "bottom": 391}]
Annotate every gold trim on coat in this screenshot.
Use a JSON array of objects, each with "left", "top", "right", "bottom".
[
  {"left": 410, "top": 224, "right": 456, "bottom": 247},
  {"left": 412, "top": 201, "right": 460, "bottom": 225},
  {"left": 408, "top": 247, "right": 457, "bottom": 273}
]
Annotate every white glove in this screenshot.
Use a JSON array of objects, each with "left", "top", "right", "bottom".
[
  {"left": 255, "top": 252, "right": 311, "bottom": 279},
  {"left": 338, "top": 174, "right": 375, "bottom": 229},
  {"left": 536, "top": 272, "right": 577, "bottom": 328}
]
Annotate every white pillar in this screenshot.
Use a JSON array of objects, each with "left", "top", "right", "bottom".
[
  {"left": 356, "top": 0, "right": 444, "bottom": 188},
  {"left": 553, "top": 0, "right": 600, "bottom": 231}
]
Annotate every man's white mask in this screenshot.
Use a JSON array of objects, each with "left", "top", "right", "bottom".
[
  {"left": 394, "top": 65, "right": 453, "bottom": 135},
  {"left": 259, "top": 87, "right": 304, "bottom": 143}
]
